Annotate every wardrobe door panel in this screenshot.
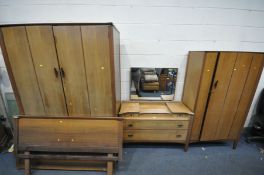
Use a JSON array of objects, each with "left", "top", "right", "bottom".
[
  {"left": 201, "top": 52, "right": 237, "bottom": 141},
  {"left": 215, "top": 53, "right": 252, "bottom": 139},
  {"left": 81, "top": 25, "right": 113, "bottom": 116},
  {"left": 53, "top": 26, "right": 90, "bottom": 116},
  {"left": 1, "top": 27, "right": 45, "bottom": 115},
  {"left": 229, "top": 53, "right": 264, "bottom": 139},
  {"left": 190, "top": 52, "right": 218, "bottom": 141},
  {"left": 26, "top": 26, "right": 67, "bottom": 115},
  {"left": 112, "top": 27, "right": 121, "bottom": 114},
  {"left": 182, "top": 52, "right": 205, "bottom": 111}
]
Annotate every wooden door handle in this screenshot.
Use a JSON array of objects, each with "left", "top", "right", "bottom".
[
  {"left": 127, "top": 134, "right": 133, "bottom": 137},
  {"left": 60, "top": 68, "right": 65, "bottom": 78},
  {"left": 176, "top": 134, "right": 181, "bottom": 138},
  {"left": 128, "top": 124, "right": 133, "bottom": 127},
  {"left": 54, "top": 68, "right": 59, "bottom": 78},
  {"left": 213, "top": 80, "right": 218, "bottom": 89}
]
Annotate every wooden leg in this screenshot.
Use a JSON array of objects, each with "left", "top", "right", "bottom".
[
  {"left": 233, "top": 140, "right": 238, "bottom": 150},
  {"left": 107, "top": 154, "right": 114, "bottom": 175},
  {"left": 24, "top": 152, "right": 31, "bottom": 175},
  {"left": 184, "top": 143, "right": 189, "bottom": 152}
]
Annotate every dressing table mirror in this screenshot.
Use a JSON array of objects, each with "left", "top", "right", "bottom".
[{"left": 130, "top": 67, "right": 178, "bottom": 101}]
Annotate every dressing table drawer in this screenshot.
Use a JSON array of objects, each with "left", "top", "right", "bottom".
[
  {"left": 124, "top": 120, "right": 189, "bottom": 130},
  {"left": 124, "top": 129, "right": 187, "bottom": 142}
]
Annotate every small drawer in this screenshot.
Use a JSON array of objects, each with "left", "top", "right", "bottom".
[
  {"left": 124, "top": 120, "right": 189, "bottom": 130},
  {"left": 124, "top": 130, "right": 188, "bottom": 142}
]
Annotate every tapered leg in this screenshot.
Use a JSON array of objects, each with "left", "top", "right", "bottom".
[
  {"left": 233, "top": 140, "right": 238, "bottom": 149},
  {"left": 107, "top": 154, "right": 114, "bottom": 175},
  {"left": 184, "top": 143, "right": 189, "bottom": 152},
  {"left": 24, "top": 152, "right": 31, "bottom": 175}
]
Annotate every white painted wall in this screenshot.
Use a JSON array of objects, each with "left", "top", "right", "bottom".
[{"left": 0, "top": 0, "right": 264, "bottom": 126}]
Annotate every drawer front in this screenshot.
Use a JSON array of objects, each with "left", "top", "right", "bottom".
[
  {"left": 124, "top": 130, "right": 188, "bottom": 142},
  {"left": 124, "top": 120, "right": 189, "bottom": 130},
  {"left": 139, "top": 114, "right": 188, "bottom": 118}
]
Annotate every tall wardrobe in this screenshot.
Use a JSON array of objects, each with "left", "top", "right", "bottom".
[
  {"left": 0, "top": 23, "right": 121, "bottom": 117},
  {"left": 183, "top": 51, "right": 264, "bottom": 147}
]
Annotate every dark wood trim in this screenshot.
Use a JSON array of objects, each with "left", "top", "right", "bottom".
[
  {"left": 0, "top": 29, "right": 25, "bottom": 114},
  {"left": 108, "top": 25, "right": 117, "bottom": 116},
  {"left": 18, "top": 154, "right": 118, "bottom": 161},
  {"left": 15, "top": 115, "right": 123, "bottom": 121}
]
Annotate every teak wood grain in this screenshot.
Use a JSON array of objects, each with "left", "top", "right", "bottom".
[
  {"left": 53, "top": 26, "right": 90, "bottom": 116},
  {"left": 111, "top": 27, "right": 121, "bottom": 114},
  {"left": 190, "top": 52, "right": 218, "bottom": 141},
  {"left": 215, "top": 53, "right": 252, "bottom": 139},
  {"left": 1, "top": 26, "right": 45, "bottom": 115},
  {"left": 18, "top": 118, "right": 121, "bottom": 153},
  {"left": 182, "top": 52, "right": 205, "bottom": 111},
  {"left": 124, "top": 119, "right": 189, "bottom": 130},
  {"left": 166, "top": 102, "right": 194, "bottom": 114},
  {"left": 26, "top": 26, "right": 67, "bottom": 115},
  {"left": 201, "top": 52, "right": 237, "bottom": 141},
  {"left": 139, "top": 102, "right": 171, "bottom": 114},
  {"left": 81, "top": 26, "right": 113, "bottom": 116},
  {"left": 16, "top": 116, "right": 123, "bottom": 154},
  {"left": 124, "top": 129, "right": 187, "bottom": 142},
  {"left": 229, "top": 53, "right": 264, "bottom": 139}
]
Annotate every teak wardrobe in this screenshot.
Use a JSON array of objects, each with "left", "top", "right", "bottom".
[
  {"left": 0, "top": 23, "right": 121, "bottom": 117},
  {"left": 183, "top": 51, "right": 264, "bottom": 147}
]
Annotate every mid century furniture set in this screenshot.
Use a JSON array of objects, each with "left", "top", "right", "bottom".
[{"left": 0, "top": 23, "right": 263, "bottom": 175}]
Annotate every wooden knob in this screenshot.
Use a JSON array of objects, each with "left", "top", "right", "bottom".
[
  {"left": 128, "top": 134, "right": 133, "bottom": 137},
  {"left": 176, "top": 135, "right": 181, "bottom": 138},
  {"left": 128, "top": 124, "right": 133, "bottom": 127}
]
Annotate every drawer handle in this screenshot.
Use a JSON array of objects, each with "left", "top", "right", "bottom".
[
  {"left": 177, "top": 124, "right": 184, "bottom": 128},
  {"left": 176, "top": 135, "right": 182, "bottom": 138},
  {"left": 128, "top": 134, "right": 133, "bottom": 137},
  {"left": 128, "top": 124, "right": 133, "bottom": 127}
]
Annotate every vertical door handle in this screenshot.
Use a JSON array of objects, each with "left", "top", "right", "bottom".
[
  {"left": 54, "top": 68, "right": 59, "bottom": 78},
  {"left": 213, "top": 80, "right": 218, "bottom": 89},
  {"left": 60, "top": 68, "right": 65, "bottom": 78}
]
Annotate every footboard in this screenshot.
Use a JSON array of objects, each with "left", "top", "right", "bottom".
[{"left": 13, "top": 116, "right": 123, "bottom": 175}]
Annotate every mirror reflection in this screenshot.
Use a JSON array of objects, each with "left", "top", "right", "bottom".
[{"left": 130, "top": 67, "right": 178, "bottom": 101}]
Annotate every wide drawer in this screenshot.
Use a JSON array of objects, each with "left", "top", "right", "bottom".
[
  {"left": 124, "top": 129, "right": 188, "bottom": 142},
  {"left": 124, "top": 119, "right": 189, "bottom": 130}
]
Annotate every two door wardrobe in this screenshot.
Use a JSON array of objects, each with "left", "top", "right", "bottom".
[
  {"left": 0, "top": 23, "right": 121, "bottom": 117},
  {"left": 183, "top": 51, "right": 264, "bottom": 148}
]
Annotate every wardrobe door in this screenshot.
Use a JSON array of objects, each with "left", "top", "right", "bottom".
[
  {"left": 53, "top": 26, "right": 90, "bottom": 116},
  {"left": 81, "top": 25, "right": 113, "bottom": 116},
  {"left": 190, "top": 52, "right": 218, "bottom": 141},
  {"left": 229, "top": 53, "right": 264, "bottom": 139},
  {"left": 1, "top": 27, "right": 45, "bottom": 115},
  {"left": 26, "top": 26, "right": 67, "bottom": 115},
  {"left": 214, "top": 53, "right": 252, "bottom": 140},
  {"left": 201, "top": 52, "right": 237, "bottom": 141}
]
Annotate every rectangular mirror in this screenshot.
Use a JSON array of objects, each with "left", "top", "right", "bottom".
[{"left": 130, "top": 67, "right": 178, "bottom": 101}]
